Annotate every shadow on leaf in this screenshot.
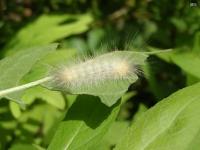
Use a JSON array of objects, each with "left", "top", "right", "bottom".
[{"left": 64, "top": 94, "right": 119, "bottom": 129}]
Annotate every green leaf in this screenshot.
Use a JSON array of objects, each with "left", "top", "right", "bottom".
[
  {"left": 171, "top": 52, "right": 200, "bottom": 79},
  {"left": 0, "top": 44, "right": 58, "bottom": 104},
  {"left": 171, "top": 18, "right": 187, "bottom": 32},
  {"left": 115, "top": 82, "right": 200, "bottom": 150},
  {"left": 87, "top": 28, "right": 105, "bottom": 51},
  {"left": 11, "top": 104, "right": 62, "bottom": 144},
  {"left": 97, "top": 121, "right": 129, "bottom": 150},
  {"left": 9, "top": 102, "right": 22, "bottom": 119},
  {"left": 22, "top": 86, "right": 65, "bottom": 109},
  {"left": 9, "top": 143, "right": 38, "bottom": 150},
  {"left": 193, "top": 32, "right": 200, "bottom": 53},
  {"left": 3, "top": 14, "right": 92, "bottom": 55},
  {"left": 48, "top": 95, "right": 121, "bottom": 150},
  {"left": 131, "top": 104, "right": 148, "bottom": 124},
  {"left": 186, "top": 74, "right": 199, "bottom": 85}
]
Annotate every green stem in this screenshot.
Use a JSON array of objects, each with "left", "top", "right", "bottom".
[{"left": 0, "top": 76, "right": 52, "bottom": 97}]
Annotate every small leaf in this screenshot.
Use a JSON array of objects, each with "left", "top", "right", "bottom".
[{"left": 9, "top": 102, "right": 22, "bottom": 119}]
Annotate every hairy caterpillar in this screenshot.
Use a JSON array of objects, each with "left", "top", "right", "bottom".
[{"left": 48, "top": 50, "right": 146, "bottom": 93}]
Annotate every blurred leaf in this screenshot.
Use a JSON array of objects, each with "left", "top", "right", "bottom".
[
  {"left": 48, "top": 95, "right": 121, "bottom": 150},
  {"left": 41, "top": 49, "right": 77, "bottom": 66},
  {"left": 3, "top": 14, "right": 93, "bottom": 55},
  {"left": 0, "top": 44, "right": 58, "bottom": 105},
  {"left": 117, "top": 92, "right": 136, "bottom": 121},
  {"left": 13, "top": 104, "right": 62, "bottom": 144},
  {"left": 143, "top": 20, "right": 157, "bottom": 38},
  {"left": 9, "top": 102, "right": 22, "bottom": 119},
  {"left": 22, "top": 86, "right": 65, "bottom": 110},
  {"left": 171, "top": 52, "right": 200, "bottom": 79},
  {"left": 87, "top": 28, "right": 105, "bottom": 51},
  {"left": 116, "top": 82, "right": 200, "bottom": 150},
  {"left": 43, "top": 108, "right": 67, "bottom": 146},
  {"left": 9, "top": 143, "right": 39, "bottom": 150},
  {"left": 64, "top": 38, "right": 88, "bottom": 54},
  {"left": 171, "top": 18, "right": 187, "bottom": 32},
  {"left": 32, "top": 144, "right": 45, "bottom": 150},
  {"left": 186, "top": 74, "right": 199, "bottom": 86},
  {"left": 193, "top": 32, "right": 200, "bottom": 53},
  {"left": 9, "top": 143, "right": 45, "bottom": 150},
  {"left": 121, "top": 91, "right": 136, "bottom": 104}
]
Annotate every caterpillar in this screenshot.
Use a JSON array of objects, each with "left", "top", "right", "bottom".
[{"left": 49, "top": 50, "right": 146, "bottom": 93}]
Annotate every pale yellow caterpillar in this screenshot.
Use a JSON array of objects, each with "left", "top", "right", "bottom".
[{"left": 49, "top": 50, "right": 146, "bottom": 93}]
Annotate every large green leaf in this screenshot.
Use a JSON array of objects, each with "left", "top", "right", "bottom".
[
  {"left": 115, "top": 82, "right": 200, "bottom": 150},
  {"left": 2, "top": 14, "right": 92, "bottom": 55},
  {"left": 48, "top": 95, "right": 121, "bottom": 150},
  {"left": 0, "top": 44, "right": 58, "bottom": 104}
]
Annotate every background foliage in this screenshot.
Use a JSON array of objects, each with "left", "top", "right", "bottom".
[{"left": 0, "top": 0, "right": 200, "bottom": 150}]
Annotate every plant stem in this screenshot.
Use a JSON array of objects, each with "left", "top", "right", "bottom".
[{"left": 0, "top": 76, "right": 52, "bottom": 97}]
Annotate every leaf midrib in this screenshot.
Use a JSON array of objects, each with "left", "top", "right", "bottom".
[{"left": 64, "top": 122, "right": 84, "bottom": 150}]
